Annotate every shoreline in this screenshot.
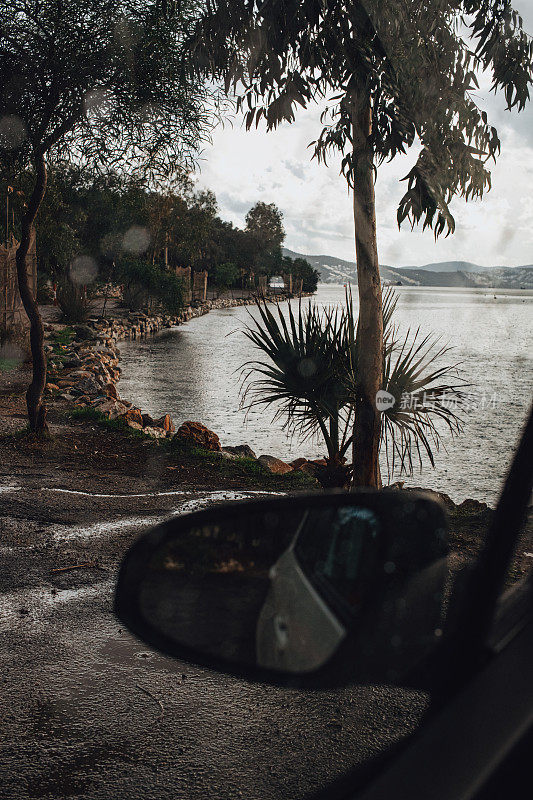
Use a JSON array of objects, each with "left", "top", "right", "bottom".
[{"left": 40, "top": 292, "right": 321, "bottom": 475}]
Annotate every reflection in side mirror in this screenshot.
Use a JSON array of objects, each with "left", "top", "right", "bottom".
[{"left": 115, "top": 492, "right": 449, "bottom": 686}]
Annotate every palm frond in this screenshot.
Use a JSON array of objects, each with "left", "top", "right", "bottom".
[{"left": 381, "top": 326, "right": 468, "bottom": 478}]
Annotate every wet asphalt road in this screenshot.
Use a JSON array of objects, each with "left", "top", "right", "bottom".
[{"left": 0, "top": 483, "right": 428, "bottom": 800}]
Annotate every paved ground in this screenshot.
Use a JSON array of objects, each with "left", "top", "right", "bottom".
[{"left": 0, "top": 482, "right": 428, "bottom": 800}]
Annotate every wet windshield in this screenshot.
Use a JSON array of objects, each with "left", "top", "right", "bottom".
[{"left": 1, "top": 1, "right": 532, "bottom": 799}]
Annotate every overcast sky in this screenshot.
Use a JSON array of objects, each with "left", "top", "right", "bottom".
[{"left": 195, "top": 2, "right": 533, "bottom": 268}]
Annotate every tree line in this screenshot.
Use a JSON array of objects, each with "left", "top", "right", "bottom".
[{"left": 1, "top": 165, "right": 319, "bottom": 295}]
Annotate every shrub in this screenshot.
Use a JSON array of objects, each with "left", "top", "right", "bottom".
[
  {"left": 116, "top": 257, "right": 184, "bottom": 315},
  {"left": 211, "top": 262, "right": 240, "bottom": 294},
  {"left": 56, "top": 279, "right": 92, "bottom": 323},
  {"left": 36, "top": 273, "right": 55, "bottom": 304}
]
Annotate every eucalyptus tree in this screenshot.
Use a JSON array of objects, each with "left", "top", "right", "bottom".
[
  {"left": 189, "top": 0, "right": 533, "bottom": 486},
  {"left": 0, "top": 0, "right": 215, "bottom": 433}
]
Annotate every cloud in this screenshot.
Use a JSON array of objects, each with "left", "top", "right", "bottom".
[
  {"left": 282, "top": 160, "right": 307, "bottom": 181},
  {"left": 217, "top": 192, "right": 254, "bottom": 216}
]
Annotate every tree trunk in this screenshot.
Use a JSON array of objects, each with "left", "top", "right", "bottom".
[
  {"left": 351, "top": 94, "right": 383, "bottom": 488},
  {"left": 15, "top": 153, "right": 48, "bottom": 434}
]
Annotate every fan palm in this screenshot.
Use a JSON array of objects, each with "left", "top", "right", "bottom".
[
  {"left": 240, "top": 300, "right": 353, "bottom": 485},
  {"left": 241, "top": 290, "right": 466, "bottom": 487}
]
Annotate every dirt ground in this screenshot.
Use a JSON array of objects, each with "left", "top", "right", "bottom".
[
  {"left": 0, "top": 363, "right": 315, "bottom": 496},
  {"left": 0, "top": 365, "right": 431, "bottom": 800}
]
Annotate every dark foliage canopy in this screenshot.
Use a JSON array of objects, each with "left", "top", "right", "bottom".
[
  {"left": 0, "top": 0, "right": 217, "bottom": 182},
  {"left": 189, "top": 0, "right": 533, "bottom": 236}
]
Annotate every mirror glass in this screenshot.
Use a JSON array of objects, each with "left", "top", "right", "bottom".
[{"left": 132, "top": 498, "right": 449, "bottom": 678}]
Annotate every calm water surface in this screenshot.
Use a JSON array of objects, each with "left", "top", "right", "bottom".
[{"left": 118, "top": 285, "right": 533, "bottom": 504}]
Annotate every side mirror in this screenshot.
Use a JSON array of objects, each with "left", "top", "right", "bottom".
[{"left": 115, "top": 491, "right": 449, "bottom": 688}]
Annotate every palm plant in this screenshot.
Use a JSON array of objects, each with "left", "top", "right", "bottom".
[
  {"left": 241, "top": 289, "right": 467, "bottom": 488},
  {"left": 241, "top": 300, "right": 353, "bottom": 486}
]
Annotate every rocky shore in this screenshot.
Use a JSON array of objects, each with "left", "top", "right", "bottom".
[
  {"left": 44, "top": 297, "right": 256, "bottom": 421},
  {"left": 42, "top": 294, "right": 324, "bottom": 476}
]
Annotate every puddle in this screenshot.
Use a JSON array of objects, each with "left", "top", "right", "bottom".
[
  {"left": 170, "top": 490, "right": 283, "bottom": 515},
  {"left": 44, "top": 488, "right": 197, "bottom": 499}
]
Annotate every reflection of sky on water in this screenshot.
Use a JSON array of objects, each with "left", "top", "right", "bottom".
[{"left": 118, "top": 286, "right": 533, "bottom": 504}]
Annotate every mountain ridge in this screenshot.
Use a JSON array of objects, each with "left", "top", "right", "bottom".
[{"left": 282, "top": 248, "right": 533, "bottom": 289}]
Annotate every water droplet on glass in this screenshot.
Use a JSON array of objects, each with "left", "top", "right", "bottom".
[
  {"left": 123, "top": 226, "right": 150, "bottom": 255},
  {"left": 70, "top": 255, "right": 98, "bottom": 285}
]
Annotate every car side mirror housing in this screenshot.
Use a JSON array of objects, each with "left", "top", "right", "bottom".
[{"left": 115, "top": 490, "right": 449, "bottom": 688}]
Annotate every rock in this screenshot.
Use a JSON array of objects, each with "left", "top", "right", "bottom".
[
  {"left": 220, "top": 448, "right": 239, "bottom": 460},
  {"left": 105, "top": 383, "right": 119, "bottom": 400},
  {"left": 141, "top": 413, "right": 156, "bottom": 427},
  {"left": 258, "top": 455, "right": 293, "bottom": 474},
  {"left": 74, "top": 377, "right": 102, "bottom": 397},
  {"left": 120, "top": 407, "right": 144, "bottom": 428},
  {"left": 143, "top": 426, "right": 167, "bottom": 439},
  {"left": 153, "top": 414, "right": 175, "bottom": 433},
  {"left": 94, "top": 399, "right": 130, "bottom": 419},
  {"left": 405, "top": 487, "right": 456, "bottom": 513},
  {"left": 223, "top": 444, "right": 257, "bottom": 460},
  {"left": 73, "top": 324, "right": 97, "bottom": 341},
  {"left": 175, "top": 421, "right": 221, "bottom": 452},
  {"left": 126, "top": 420, "right": 143, "bottom": 431},
  {"left": 63, "top": 357, "right": 82, "bottom": 367},
  {"left": 299, "top": 461, "right": 322, "bottom": 477},
  {"left": 290, "top": 458, "right": 308, "bottom": 470},
  {"left": 69, "top": 370, "right": 93, "bottom": 379}
]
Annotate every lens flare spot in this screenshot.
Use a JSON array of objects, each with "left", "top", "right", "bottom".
[
  {"left": 123, "top": 226, "right": 150, "bottom": 255},
  {"left": 70, "top": 255, "right": 98, "bottom": 285}
]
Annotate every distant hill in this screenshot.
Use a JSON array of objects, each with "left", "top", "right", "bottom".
[
  {"left": 282, "top": 248, "right": 533, "bottom": 289},
  {"left": 401, "top": 260, "right": 486, "bottom": 273},
  {"left": 282, "top": 248, "right": 416, "bottom": 286}
]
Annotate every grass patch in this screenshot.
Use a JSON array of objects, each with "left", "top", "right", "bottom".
[
  {"left": 0, "top": 357, "right": 19, "bottom": 372},
  {"left": 50, "top": 326, "right": 75, "bottom": 353},
  {"left": 5, "top": 424, "right": 53, "bottom": 442},
  {"left": 47, "top": 326, "right": 76, "bottom": 370},
  {"left": 67, "top": 408, "right": 318, "bottom": 489},
  {"left": 169, "top": 439, "right": 318, "bottom": 490},
  {"left": 68, "top": 407, "right": 146, "bottom": 438}
]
